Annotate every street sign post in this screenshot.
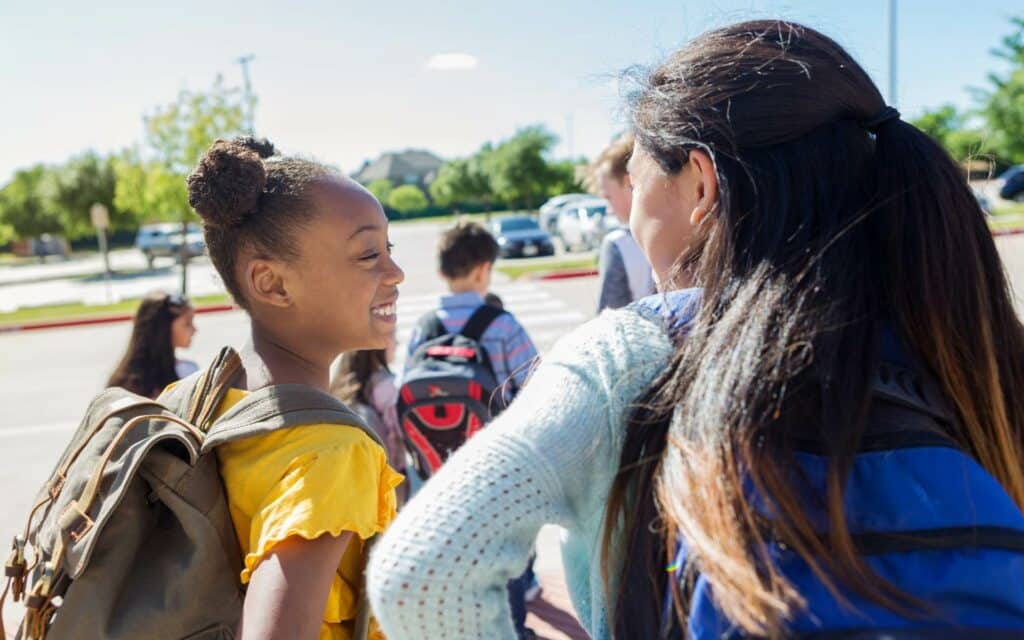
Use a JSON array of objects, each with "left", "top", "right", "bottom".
[{"left": 90, "top": 203, "right": 113, "bottom": 303}]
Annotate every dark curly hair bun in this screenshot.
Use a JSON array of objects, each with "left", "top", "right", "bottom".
[{"left": 187, "top": 137, "right": 278, "bottom": 228}]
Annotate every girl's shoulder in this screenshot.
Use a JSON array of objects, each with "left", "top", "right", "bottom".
[{"left": 627, "top": 287, "right": 702, "bottom": 332}]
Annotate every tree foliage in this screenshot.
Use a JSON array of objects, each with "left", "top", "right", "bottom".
[
  {"left": 981, "top": 16, "right": 1024, "bottom": 163},
  {"left": 51, "top": 151, "right": 128, "bottom": 237},
  {"left": 367, "top": 179, "right": 394, "bottom": 204},
  {"left": 429, "top": 126, "right": 570, "bottom": 212},
  {"left": 429, "top": 156, "right": 494, "bottom": 209},
  {"left": 117, "top": 76, "right": 248, "bottom": 225},
  {"left": 0, "top": 165, "right": 63, "bottom": 238},
  {"left": 910, "top": 104, "right": 989, "bottom": 164},
  {"left": 388, "top": 184, "right": 429, "bottom": 214},
  {"left": 483, "top": 126, "right": 559, "bottom": 208}
]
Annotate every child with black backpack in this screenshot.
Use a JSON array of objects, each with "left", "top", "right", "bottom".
[
  {"left": 398, "top": 220, "right": 539, "bottom": 639},
  {"left": 399, "top": 220, "right": 538, "bottom": 477}
]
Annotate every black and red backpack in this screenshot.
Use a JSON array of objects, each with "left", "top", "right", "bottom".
[{"left": 398, "top": 305, "right": 506, "bottom": 480}]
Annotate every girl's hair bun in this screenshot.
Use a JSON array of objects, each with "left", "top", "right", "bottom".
[{"left": 187, "top": 137, "right": 278, "bottom": 228}]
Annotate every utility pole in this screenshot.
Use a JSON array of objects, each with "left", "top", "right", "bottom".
[
  {"left": 887, "top": 0, "right": 898, "bottom": 107},
  {"left": 237, "top": 54, "right": 255, "bottom": 134},
  {"left": 565, "top": 113, "right": 574, "bottom": 159}
]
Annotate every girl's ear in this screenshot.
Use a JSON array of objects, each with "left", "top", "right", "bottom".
[
  {"left": 687, "top": 149, "right": 719, "bottom": 227},
  {"left": 243, "top": 258, "right": 292, "bottom": 308}
]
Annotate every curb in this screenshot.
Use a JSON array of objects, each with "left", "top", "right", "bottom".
[
  {"left": 992, "top": 227, "right": 1024, "bottom": 237},
  {"left": 0, "top": 304, "right": 237, "bottom": 335},
  {"left": 535, "top": 268, "right": 599, "bottom": 281}
]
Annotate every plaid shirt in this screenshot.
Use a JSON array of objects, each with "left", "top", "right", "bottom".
[{"left": 405, "top": 291, "right": 539, "bottom": 402}]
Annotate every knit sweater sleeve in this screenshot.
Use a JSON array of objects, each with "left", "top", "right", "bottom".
[{"left": 367, "top": 307, "right": 673, "bottom": 639}]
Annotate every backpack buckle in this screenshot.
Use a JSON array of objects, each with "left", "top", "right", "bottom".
[
  {"left": 5, "top": 536, "right": 26, "bottom": 601},
  {"left": 47, "top": 474, "right": 65, "bottom": 501},
  {"left": 58, "top": 501, "right": 94, "bottom": 543}
]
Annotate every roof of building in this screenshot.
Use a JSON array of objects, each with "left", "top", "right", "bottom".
[{"left": 353, "top": 149, "right": 444, "bottom": 184}]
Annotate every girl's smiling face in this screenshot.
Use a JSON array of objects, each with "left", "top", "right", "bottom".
[{"left": 260, "top": 177, "right": 405, "bottom": 358}]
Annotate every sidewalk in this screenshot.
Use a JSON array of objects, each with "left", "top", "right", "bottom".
[{"left": 527, "top": 569, "right": 591, "bottom": 639}]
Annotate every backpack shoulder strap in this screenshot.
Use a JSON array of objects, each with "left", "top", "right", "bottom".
[
  {"left": 202, "top": 384, "right": 384, "bottom": 456},
  {"left": 417, "top": 312, "right": 448, "bottom": 342},
  {"left": 459, "top": 304, "right": 505, "bottom": 342},
  {"left": 157, "top": 346, "right": 242, "bottom": 430}
]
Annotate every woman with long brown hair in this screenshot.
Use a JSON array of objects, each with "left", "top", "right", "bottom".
[
  {"left": 368, "top": 21, "right": 1024, "bottom": 639},
  {"left": 107, "top": 290, "right": 198, "bottom": 398}
]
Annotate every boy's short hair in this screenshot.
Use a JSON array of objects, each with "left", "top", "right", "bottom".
[
  {"left": 585, "top": 131, "right": 635, "bottom": 191},
  {"left": 438, "top": 220, "right": 500, "bottom": 279}
]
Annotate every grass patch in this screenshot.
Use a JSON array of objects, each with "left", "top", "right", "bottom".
[
  {"left": 496, "top": 256, "right": 598, "bottom": 280},
  {"left": 993, "top": 203, "right": 1024, "bottom": 217},
  {"left": 0, "top": 293, "right": 231, "bottom": 327}
]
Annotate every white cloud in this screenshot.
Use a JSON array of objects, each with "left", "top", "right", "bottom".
[{"left": 425, "top": 53, "right": 479, "bottom": 71}]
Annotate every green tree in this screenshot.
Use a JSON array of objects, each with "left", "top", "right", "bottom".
[
  {"left": 388, "top": 184, "right": 429, "bottom": 214},
  {"left": 482, "top": 126, "right": 560, "bottom": 209},
  {"left": 367, "top": 179, "right": 394, "bottom": 204},
  {"left": 980, "top": 16, "right": 1024, "bottom": 163},
  {"left": 429, "top": 156, "right": 494, "bottom": 210},
  {"left": 0, "top": 221, "right": 14, "bottom": 247},
  {"left": 0, "top": 165, "right": 63, "bottom": 238},
  {"left": 911, "top": 104, "right": 989, "bottom": 163},
  {"left": 115, "top": 76, "right": 249, "bottom": 290},
  {"left": 51, "top": 151, "right": 129, "bottom": 238},
  {"left": 547, "top": 158, "right": 586, "bottom": 197}
]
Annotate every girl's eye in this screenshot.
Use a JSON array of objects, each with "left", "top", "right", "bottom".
[
  {"left": 361, "top": 252, "right": 380, "bottom": 261},
  {"left": 386, "top": 241, "right": 395, "bottom": 254}
]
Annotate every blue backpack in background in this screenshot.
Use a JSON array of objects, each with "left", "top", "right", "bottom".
[{"left": 643, "top": 291, "right": 1024, "bottom": 639}]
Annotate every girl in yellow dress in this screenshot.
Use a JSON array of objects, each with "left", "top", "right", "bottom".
[{"left": 185, "top": 136, "right": 405, "bottom": 640}]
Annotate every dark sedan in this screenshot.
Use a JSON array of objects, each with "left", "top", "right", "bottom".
[{"left": 490, "top": 216, "right": 556, "bottom": 259}]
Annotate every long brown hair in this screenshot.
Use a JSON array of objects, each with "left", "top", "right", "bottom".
[
  {"left": 330, "top": 349, "right": 390, "bottom": 407},
  {"left": 603, "top": 20, "right": 1024, "bottom": 638},
  {"left": 108, "top": 291, "right": 192, "bottom": 398}
]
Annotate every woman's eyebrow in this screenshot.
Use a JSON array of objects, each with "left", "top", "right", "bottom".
[{"left": 348, "top": 224, "right": 383, "bottom": 240}]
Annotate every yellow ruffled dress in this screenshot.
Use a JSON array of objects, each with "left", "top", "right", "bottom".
[{"left": 213, "top": 388, "right": 404, "bottom": 640}]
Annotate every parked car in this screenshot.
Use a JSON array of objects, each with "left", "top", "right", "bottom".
[
  {"left": 539, "top": 193, "right": 588, "bottom": 235},
  {"left": 557, "top": 198, "right": 612, "bottom": 252},
  {"left": 489, "top": 216, "right": 555, "bottom": 259},
  {"left": 136, "top": 223, "right": 205, "bottom": 268},
  {"left": 973, "top": 188, "right": 993, "bottom": 216},
  {"left": 999, "top": 165, "right": 1024, "bottom": 202}
]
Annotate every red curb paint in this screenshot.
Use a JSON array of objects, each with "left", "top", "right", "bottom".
[
  {"left": 536, "top": 268, "right": 599, "bottom": 281},
  {"left": 992, "top": 227, "right": 1024, "bottom": 237},
  {"left": 0, "top": 303, "right": 237, "bottom": 334}
]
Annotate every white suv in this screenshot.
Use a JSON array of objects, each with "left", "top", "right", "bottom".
[
  {"left": 136, "top": 223, "right": 205, "bottom": 268},
  {"left": 557, "top": 198, "right": 612, "bottom": 252}
]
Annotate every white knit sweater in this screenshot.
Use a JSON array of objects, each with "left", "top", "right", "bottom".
[{"left": 367, "top": 297, "right": 687, "bottom": 640}]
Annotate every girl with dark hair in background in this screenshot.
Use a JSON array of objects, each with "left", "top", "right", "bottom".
[
  {"left": 368, "top": 20, "right": 1024, "bottom": 639},
  {"left": 186, "top": 136, "right": 404, "bottom": 640},
  {"left": 331, "top": 331, "right": 409, "bottom": 506},
  {"left": 107, "top": 290, "right": 197, "bottom": 398}
]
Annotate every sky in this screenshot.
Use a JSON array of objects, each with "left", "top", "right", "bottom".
[{"left": 1, "top": 0, "right": 1019, "bottom": 184}]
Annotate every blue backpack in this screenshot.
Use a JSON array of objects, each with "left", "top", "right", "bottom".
[{"left": 643, "top": 292, "right": 1024, "bottom": 639}]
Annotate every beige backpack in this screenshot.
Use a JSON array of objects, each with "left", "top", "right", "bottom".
[{"left": 1, "top": 347, "right": 383, "bottom": 640}]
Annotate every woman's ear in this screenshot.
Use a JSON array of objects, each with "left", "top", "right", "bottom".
[
  {"left": 687, "top": 149, "right": 719, "bottom": 227},
  {"left": 243, "top": 258, "right": 292, "bottom": 309}
]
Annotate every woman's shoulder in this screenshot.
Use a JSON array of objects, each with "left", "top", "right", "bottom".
[{"left": 549, "top": 288, "right": 700, "bottom": 364}]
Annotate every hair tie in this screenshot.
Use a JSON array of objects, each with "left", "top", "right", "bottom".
[{"left": 862, "top": 106, "right": 901, "bottom": 133}]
